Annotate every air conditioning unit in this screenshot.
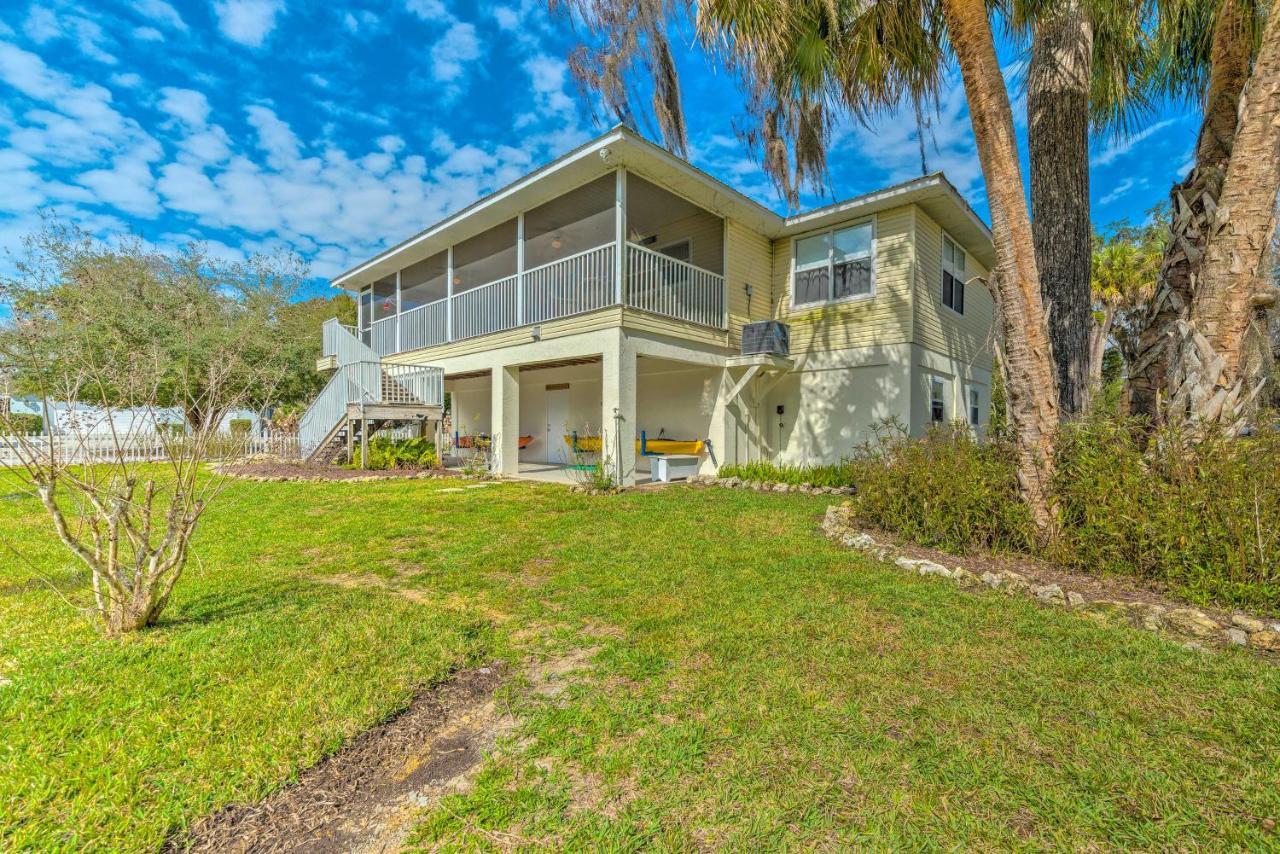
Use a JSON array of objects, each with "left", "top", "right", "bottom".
[{"left": 741, "top": 320, "right": 790, "bottom": 357}]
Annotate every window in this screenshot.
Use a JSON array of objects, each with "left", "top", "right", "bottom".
[
  {"left": 942, "top": 235, "right": 966, "bottom": 314},
  {"left": 658, "top": 239, "right": 691, "bottom": 262},
  {"left": 793, "top": 221, "right": 873, "bottom": 307},
  {"left": 969, "top": 388, "right": 981, "bottom": 427},
  {"left": 930, "top": 377, "right": 946, "bottom": 424}
]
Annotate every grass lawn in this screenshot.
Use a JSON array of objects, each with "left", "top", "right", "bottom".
[{"left": 2, "top": 476, "right": 1279, "bottom": 850}]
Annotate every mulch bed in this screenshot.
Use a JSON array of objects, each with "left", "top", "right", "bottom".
[
  {"left": 166, "top": 665, "right": 505, "bottom": 854},
  {"left": 217, "top": 461, "right": 454, "bottom": 481}
]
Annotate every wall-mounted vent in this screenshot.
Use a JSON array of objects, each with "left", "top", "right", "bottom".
[{"left": 741, "top": 321, "right": 790, "bottom": 357}]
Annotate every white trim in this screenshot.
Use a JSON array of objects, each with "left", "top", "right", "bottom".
[{"left": 788, "top": 215, "right": 877, "bottom": 311}]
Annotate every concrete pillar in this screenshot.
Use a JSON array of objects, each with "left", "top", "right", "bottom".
[
  {"left": 705, "top": 367, "right": 733, "bottom": 476},
  {"left": 601, "top": 330, "right": 636, "bottom": 485},
  {"left": 490, "top": 364, "right": 520, "bottom": 476}
]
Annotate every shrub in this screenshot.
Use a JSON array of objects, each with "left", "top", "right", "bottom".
[
  {"left": 228, "top": 418, "right": 252, "bottom": 437},
  {"left": 816, "top": 414, "right": 1280, "bottom": 614},
  {"left": 720, "top": 460, "right": 854, "bottom": 488},
  {"left": 5, "top": 413, "right": 42, "bottom": 434},
  {"left": 842, "top": 420, "right": 1035, "bottom": 554},
  {"left": 353, "top": 435, "right": 438, "bottom": 470}
]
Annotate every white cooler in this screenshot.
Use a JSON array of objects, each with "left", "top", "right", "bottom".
[{"left": 653, "top": 454, "right": 700, "bottom": 483}]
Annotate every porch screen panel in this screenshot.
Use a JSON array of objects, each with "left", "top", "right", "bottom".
[
  {"left": 399, "top": 251, "right": 448, "bottom": 349},
  {"left": 523, "top": 174, "right": 616, "bottom": 323}
]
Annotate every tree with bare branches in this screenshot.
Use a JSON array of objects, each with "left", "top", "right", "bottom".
[{"left": 0, "top": 224, "right": 304, "bottom": 635}]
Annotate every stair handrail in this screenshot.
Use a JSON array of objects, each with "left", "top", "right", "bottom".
[{"left": 322, "top": 317, "right": 380, "bottom": 367}]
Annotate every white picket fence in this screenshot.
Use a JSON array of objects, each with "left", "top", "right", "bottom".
[{"left": 0, "top": 432, "right": 302, "bottom": 466}]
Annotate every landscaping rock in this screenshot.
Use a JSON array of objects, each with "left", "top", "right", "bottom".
[
  {"left": 981, "top": 571, "right": 1002, "bottom": 589},
  {"left": 1165, "top": 608, "right": 1222, "bottom": 639},
  {"left": 950, "top": 567, "right": 982, "bottom": 589},
  {"left": 1079, "top": 600, "right": 1129, "bottom": 623},
  {"left": 1131, "top": 603, "right": 1166, "bottom": 632},
  {"left": 1227, "top": 629, "right": 1249, "bottom": 646},
  {"left": 722, "top": 476, "right": 741, "bottom": 489},
  {"left": 1033, "top": 584, "right": 1066, "bottom": 606},
  {"left": 1249, "top": 631, "right": 1280, "bottom": 652},
  {"left": 1066, "top": 591, "right": 1086, "bottom": 608},
  {"left": 998, "top": 572, "right": 1032, "bottom": 595},
  {"left": 772, "top": 483, "right": 790, "bottom": 493},
  {"left": 894, "top": 556, "right": 950, "bottom": 577},
  {"left": 1231, "top": 614, "right": 1266, "bottom": 633}
]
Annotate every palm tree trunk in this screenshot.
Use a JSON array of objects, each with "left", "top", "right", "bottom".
[
  {"left": 1088, "top": 303, "right": 1116, "bottom": 402},
  {"left": 1167, "top": 1, "right": 1280, "bottom": 428},
  {"left": 1028, "top": 0, "right": 1094, "bottom": 417},
  {"left": 1128, "top": 0, "right": 1252, "bottom": 419},
  {"left": 942, "top": 0, "right": 1061, "bottom": 536}
]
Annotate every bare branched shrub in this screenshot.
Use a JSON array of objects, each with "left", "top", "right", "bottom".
[{"left": 0, "top": 223, "right": 304, "bottom": 635}]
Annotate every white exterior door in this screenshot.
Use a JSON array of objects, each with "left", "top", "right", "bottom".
[{"left": 545, "top": 387, "right": 570, "bottom": 464}]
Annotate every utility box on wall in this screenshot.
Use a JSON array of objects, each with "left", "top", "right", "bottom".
[{"left": 741, "top": 321, "right": 790, "bottom": 357}]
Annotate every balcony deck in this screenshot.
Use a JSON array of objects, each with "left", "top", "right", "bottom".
[{"left": 355, "top": 242, "right": 725, "bottom": 359}]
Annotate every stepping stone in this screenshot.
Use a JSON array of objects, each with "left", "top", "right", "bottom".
[
  {"left": 464, "top": 483, "right": 492, "bottom": 489},
  {"left": 437, "top": 487, "right": 465, "bottom": 493}
]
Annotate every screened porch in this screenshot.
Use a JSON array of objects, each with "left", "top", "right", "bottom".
[{"left": 355, "top": 171, "right": 727, "bottom": 356}]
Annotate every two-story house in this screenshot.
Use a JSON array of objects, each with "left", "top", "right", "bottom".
[{"left": 302, "top": 125, "right": 996, "bottom": 485}]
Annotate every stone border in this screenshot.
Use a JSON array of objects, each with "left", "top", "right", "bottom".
[
  {"left": 708, "top": 475, "right": 856, "bottom": 496},
  {"left": 821, "top": 504, "right": 1280, "bottom": 655}
]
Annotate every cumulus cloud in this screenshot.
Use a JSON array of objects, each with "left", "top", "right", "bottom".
[
  {"left": 213, "top": 0, "right": 285, "bottom": 48},
  {"left": 431, "top": 21, "right": 481, "bottom": 85},
  {"left": 134, "top": 0, "right": 189, "bottom": 32}
]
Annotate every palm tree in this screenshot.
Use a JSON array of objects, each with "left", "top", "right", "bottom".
[
  {"left": 559, "top": 0, "right": 1068, "bottom": 531},
  {"left": 1089, "top": 215, "right": 1165, "bottom": 402},
  {"left": 1018, "top": 0, "right": 1150, "bottom": 417},
  {"left": 1163, "top": 1, "right": 1280, "bottom": 428},
  {"left": 1127, "top": 0, "right": 1270, "bottom": 421}
]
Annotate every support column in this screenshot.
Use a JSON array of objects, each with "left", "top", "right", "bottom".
[
  {"left": 490, "top": 364, "right": 520, "bottom": 476},
  {"left": 516, "top": 212, "right": 525, "bottom": 326},
  {"left": 614, "top": 167, "right": 626, "bottom": 307},
  {"left": 601, "top": 329, "right": 636, "bottom": 486},
  {"left": 446, "top": 245, "right": 455, "bottom": 342},
  {"left": 394, "top": 270, "right": 402, "bottom": 353}
]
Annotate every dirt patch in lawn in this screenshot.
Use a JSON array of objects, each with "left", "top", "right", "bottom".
[
  {"left": 218, "top": 461, "right": 455, "bottom": 482},
  {"left": 167, "top": 665, "right": 511, "bottom": 854}
]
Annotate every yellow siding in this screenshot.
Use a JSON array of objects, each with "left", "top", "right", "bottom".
[
  {"left": 912, "top": 207, "right": 994, "bottom": 364},
  {"left": 388, "top": 307, "right": 624, "bottom": 365},
  {"left": 622, "top": 308, "right": 730, "bottom": 349},
  {"left": 724, "top": 219, "right": 774, "bottom": 349},
  {"left": 642, "top": 210, "right": 724, "bottom": 274},
  {"left": 769, "top": 206, "right": 915, "bottom": 356}
]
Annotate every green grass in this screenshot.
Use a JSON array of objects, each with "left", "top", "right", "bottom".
[{"left": 2, "top": 477, "right": 1279, "bottom": 850}]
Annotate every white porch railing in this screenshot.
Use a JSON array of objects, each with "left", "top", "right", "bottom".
[
  {"left": 522, "top": 243, "right": 615, "bottom": 324},
  {"left": 451, "top": 274, "right": 519, "bottom": 340},
  {"left": 322, "top": 318, "right": 379, "bottom": 366},
  {"left": 626, "top": 243, "right": 726, "bottom": 329},
  {"left": 400, "top": 298, "right": 449, "bottom": 350},
  {"left": 371, "top": 316, "right": 397, "bottom": 356}
]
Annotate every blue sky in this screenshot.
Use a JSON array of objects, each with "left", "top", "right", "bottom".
[{"left": 0, "top": 0, "right": 1200, "bottom": 299}]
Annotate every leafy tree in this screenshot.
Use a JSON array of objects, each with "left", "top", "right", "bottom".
[
  {"left": 271, "top": 293, "right": 356, "bottom": 409},
  {"left": 0, "top": 223, "right": 302, "bottom": 635}
]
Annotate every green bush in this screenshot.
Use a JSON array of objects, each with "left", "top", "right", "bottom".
[
  {"left": 819, "top": 414, "right": 1280, "bottom": 614},
  {"left": 228, "top": 418, "right": 252, "bottom": 437},
  {"left": 353, "top": 435, "right": 437, "bottom": 470},
  {"left": 842, "top": 420, "right": 1035, "bottom": 554},
  {"left": 720, "top": 460, "right": 855, "bottom": 488},
  {"left": 5, "top": 413, "right": 42, "bottom": 434}
]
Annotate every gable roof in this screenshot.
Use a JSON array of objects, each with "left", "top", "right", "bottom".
[{"left": 333, "top": 125, "right": 995, "bottom": 289}]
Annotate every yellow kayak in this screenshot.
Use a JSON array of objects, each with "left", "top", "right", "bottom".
[{"left": 563, "top": 435, "right": 705, "bottom": 455}]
